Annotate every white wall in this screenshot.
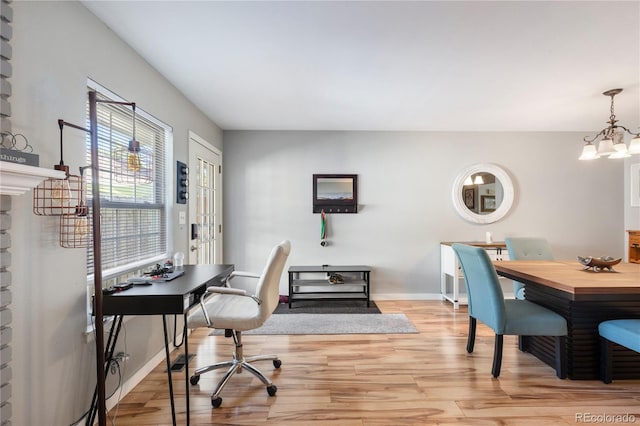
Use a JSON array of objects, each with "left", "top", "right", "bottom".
[
  {"left": 223, "top": 131, "right": 624, "bottom": 297},
  {"left": 10, "top": 2, "right": 222, "bottom": 424},
  {"left": 625, "top": 159, "right": 640, "bottom": 229}
]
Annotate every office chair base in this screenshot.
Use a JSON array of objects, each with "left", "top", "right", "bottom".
[{"left": 190, "top": 330, "right": 281, "bottom": 408}]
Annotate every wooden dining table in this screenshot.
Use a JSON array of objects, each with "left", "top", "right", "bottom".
[{"left": 494, "top": 260, "right": 640, "bottom": 380}]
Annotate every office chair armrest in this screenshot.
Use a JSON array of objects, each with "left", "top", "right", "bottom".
[
  {"left": 225, "top": 270, "right": 261, "bottom": 283},
  {"left": 205, "top": 285, "right": 263, "bottom": 305},
  {"left": 205, "top": 286, "right": 248, "bottom": 296}
]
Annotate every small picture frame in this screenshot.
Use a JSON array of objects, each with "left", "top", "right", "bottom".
[
  {"left": 480, "top": 195, "right": 496, "bottom": 212},
  {"left": 631, "top": 163, "right": 640, "bottom": 207},
  {"left": 464, "top": 188, "right": 475, "bottom": 209}
]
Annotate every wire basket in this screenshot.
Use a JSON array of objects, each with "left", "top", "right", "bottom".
[
  {"left": 113, "top": 145, "right": 153, "bottom": 184},
  {"left": 60, "top": 207, "right": 93, "bottom": 248},
  {"left": 33, "top": 174, "right": 83, "bottom": 216}
]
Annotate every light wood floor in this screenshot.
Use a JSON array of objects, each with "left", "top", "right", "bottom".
[{"left": 107, "top": 301, "right": 640, "bottom": 425}]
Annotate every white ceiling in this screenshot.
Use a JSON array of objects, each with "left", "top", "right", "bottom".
[{"left": 82, "top": 1, "right": 640, "bottom": 132}]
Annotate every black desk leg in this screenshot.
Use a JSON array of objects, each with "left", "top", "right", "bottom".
[
  {"left": 184, "top": 314, "right": 191, "bottom": 426},
  {"left": 162, "top": 315, "right": 177, "bottom": 426},
  {"left": 87, "top": 315, "right": 124, "bottom": 426}
]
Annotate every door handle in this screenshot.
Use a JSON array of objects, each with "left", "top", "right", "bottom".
[{"left": 190, "top": 245, "right": 198, "bottom": 252}]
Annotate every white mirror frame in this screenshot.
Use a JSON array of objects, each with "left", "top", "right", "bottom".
[{"left": 452, "top": 163, "right": 514, "bottom": 224}]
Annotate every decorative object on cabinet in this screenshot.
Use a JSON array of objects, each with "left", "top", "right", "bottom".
[
  {"left": 628, "top": 230, "right": 640, "bottom": 264},
  {"left": 577, "top": 256, "right": 622, "bottom": 272},
  {"left": 631, "top": 163, "right": 640, "bottom": 207},
  {"left": 0, "top": 131, "right": 39, "bottom": 166},
  {"left": 313, "top": 174, "right": 357, "bottom": 213},
  {"left": 579, "top": 88, "right": 640, "bottom": 160},
  {"left": 440, "top": 241, "right": 510, "bottom": 309},
  {"left": 452, "top": 163, "right": 514, "bottom": 224}
]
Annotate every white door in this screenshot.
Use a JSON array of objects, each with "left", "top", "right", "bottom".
[{"left": 188, "top": 131, "right": 222, "bottom": 264}]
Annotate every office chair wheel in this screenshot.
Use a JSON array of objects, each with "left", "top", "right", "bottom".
[
  {"left": 267, "top": 384, "right": 278, "bottom": 396},
  {"left": 211, "top": 396, "right": 222, "bottom": 408},
  {"left": 190, "top": 375, "right": 200, "bottom": 385},
  {"left": 273, "top": 359, "right": 282, "bottom": 368}
]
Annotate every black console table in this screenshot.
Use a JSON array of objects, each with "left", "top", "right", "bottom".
[{"left": 288, "top": 265, "right": 371, "bottom": 308}]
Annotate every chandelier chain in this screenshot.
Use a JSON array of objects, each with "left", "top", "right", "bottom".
[{"left": 609, "top": 94, "right": 616, "bottom": 124}]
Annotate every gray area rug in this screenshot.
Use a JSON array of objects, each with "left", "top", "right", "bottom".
[
  {"left": 209, "top": 313, "right": 418, "bottom": 335},
  {"left": 274, "top": 300, "right": 381, "bottom": 314}
]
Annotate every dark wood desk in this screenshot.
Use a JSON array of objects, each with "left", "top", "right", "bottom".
[
  {"left": 103, "top": 264, "right": 233, "bottom": 315},
  {"left": 494, "top": 260, "right": 640, "bottom": 380},
  {"left": 90, "top": 264, "right": 234, "bottom": 426}
]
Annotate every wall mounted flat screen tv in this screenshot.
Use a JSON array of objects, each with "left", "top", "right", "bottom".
[{"left": 313, "top": 174, "right": 358, "bottom": 213}]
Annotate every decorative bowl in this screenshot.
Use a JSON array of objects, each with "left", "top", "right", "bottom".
[{"left": 577, "top": 256, "right": 622, "bottom": 272}]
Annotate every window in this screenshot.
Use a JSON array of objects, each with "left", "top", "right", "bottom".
[{"left": 85, "top": 80, "right": 172, "bottom": 298}]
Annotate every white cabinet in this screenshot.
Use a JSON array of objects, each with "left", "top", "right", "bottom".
[{"left": 440, "top": 242, "right": 510, "bottom": 309}]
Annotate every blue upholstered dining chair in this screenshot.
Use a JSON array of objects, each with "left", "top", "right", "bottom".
[
  {"left": 599, "top": 319, "right": 640, "bottom": 383},
  {"left": 451, "top": 243, "right": 568, "bottom": 378},
  {"left": 504, "top": 237, "right": 554, "bottom": 299}
]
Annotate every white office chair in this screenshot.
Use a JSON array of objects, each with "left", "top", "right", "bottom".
[{"left": 186, "top": 240, "right": 291, "bottom": 408}]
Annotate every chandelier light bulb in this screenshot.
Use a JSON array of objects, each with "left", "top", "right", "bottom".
[
  {"left": 74, "top": 215, "right": 90, "bottom": 236},
  {"left": 126, "top": 139, "right": 142, "bottom": 172},
  {"left": 127, "top": 151, "right": 142, "bottom": 172},
  {"left": 50, "top": 179, "right": 72, "bottom": 206}
]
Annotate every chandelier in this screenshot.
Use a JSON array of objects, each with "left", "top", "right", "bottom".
[{"left": 579, "top": 88, "right": 640, "bottom": 160}]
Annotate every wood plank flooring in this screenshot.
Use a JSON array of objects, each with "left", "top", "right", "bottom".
[{"left": 107, "top": 301, "right": 640, "bottom": 425}]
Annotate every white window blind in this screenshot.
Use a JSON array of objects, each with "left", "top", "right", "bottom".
[{"left": 85, "top": 82, "right": 171, "bottom": 280}]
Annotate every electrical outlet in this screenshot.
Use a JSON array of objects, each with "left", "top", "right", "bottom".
[{"left": 114, "top": 351, "right": 130, "bottom": 362}]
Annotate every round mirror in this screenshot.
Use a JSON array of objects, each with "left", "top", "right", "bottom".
[{"left": 452, "top": 163, "right": 514, "bottom": 224}]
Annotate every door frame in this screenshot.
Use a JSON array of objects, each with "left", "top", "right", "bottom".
[{"left": 188, "top": 130, "right": 223, "bottom": 264}]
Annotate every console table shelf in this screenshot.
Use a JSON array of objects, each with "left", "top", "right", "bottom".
[
  {"left": 440, "top": 242, "right": 511, "bottom": 309},
  {"left": 288, "top": 265, "right": 371, "bottom": 308}
]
